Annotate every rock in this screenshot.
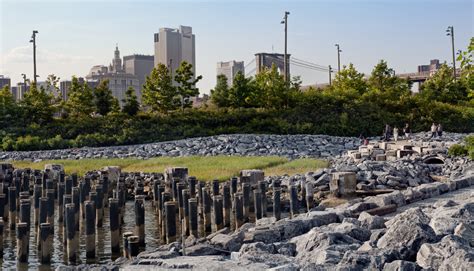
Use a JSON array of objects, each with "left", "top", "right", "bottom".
[
  {"left": 377, "top": 208, "right": 437, "bottom": 260},
  {"left": 416, "top": 235, "right": 474, "bottom": 270},
  {"left": 184, "top": 243, "right": 227, "bottom": 256},
  {"left": 454, "top": 222, "right": 474, "bottom": 246},
  {"left": 383, "top": 260, "right": 419, "bottom": 271},
  {"left": 358, "top": 211, "right": 386, "bottom": 229},
  {"left": 337, "top": 248, "right": 401, "bottom": 270},
  {"left": 210, "top": 231, "right": 244, "bottom": 252}
]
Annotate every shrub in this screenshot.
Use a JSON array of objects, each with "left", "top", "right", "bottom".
[{"left": 448, "top": 144, "right": 468, "bottom": 157}]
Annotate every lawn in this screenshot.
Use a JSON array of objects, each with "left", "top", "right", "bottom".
[{"left": 11, "top": 156, "right": 328, "bottom": 181}]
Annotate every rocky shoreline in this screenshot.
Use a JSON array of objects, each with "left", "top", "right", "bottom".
[{"left": 0, "top": 132, "right": 470, "bottom": 161}]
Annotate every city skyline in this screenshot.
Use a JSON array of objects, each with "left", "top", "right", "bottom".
[{"left": 0, "top": 0, "right": 472, "bottom": 94}]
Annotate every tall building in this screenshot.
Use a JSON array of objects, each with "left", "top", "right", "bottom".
[
  {"left": 154, "top": 25, "right": 196, "bottom": 77},
  {"left": 0, "top": 75, "right": 11, "bottom": 89},
  {"left": 123, "top": 54, "right": 154, "bottom": 90},
  {"left": 16, "top": 82, "right": 29, "bottom": 101},
  {"left": 216, "top": 61, "right": 245, "bottom": 86},
  {"left": 418, "top": 59, "right": 441, "bottom": 75},
  {"left": 60, "top": 77, "right": 98, "bottom": 102},
  {"left": 86, "top": 45, "right": 140, "bottom": 106}
]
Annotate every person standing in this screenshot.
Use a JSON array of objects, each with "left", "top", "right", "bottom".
[
  {"left": 393, "top": 126, "right": 399, "bottom": 142},
  {"left": 403, "top": 123, "right": 411, "bottom": 139},
  {"left": 430, "top": 123, "right": 437, "bottom": 138},
  {"left": 437, "top": 123, "right": 443, "bottom": 137},
  {"left": 384, "top": 124, "right": 392, "bottom": 141}
]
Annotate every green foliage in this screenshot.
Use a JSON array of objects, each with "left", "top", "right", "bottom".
[
  {"left": 122, "top": 86, "right": 140, "bottom": 116},
  {"left": 142, "top": 64, "right": 178, "bottom": 113},
  {"left": 228, "top": 71, "right": 258, "bottom": 108},
  {"left": 448, "top": 144, "right": 468, "bottom": 156},
  {"left": 20, "top": 82, "right": 55, "bottom": 125},
  {"left": 420, "top": 64, "right": 469, "bottom": 104},
  {"left": 174, "top": 61, "right": 202, "bottom": 110},
  {"left": 210, "top": 74, "right": 231, "bottom": 107},
  {"left": 0, "top": 85, "right": 20, "bottom": 128},
  {"left": 93, "top": 79, "right": 118, "bottom": 116},
  {"left": 64, "top": 77, "right": 95, "bottom": 117},
  {"left": 330, "top": 63, "right": 368, "bottom": 96}
]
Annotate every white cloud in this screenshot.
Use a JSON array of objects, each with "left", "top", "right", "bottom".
[{"left": 1, "top": 45, "right": 94, "bottom": 65}]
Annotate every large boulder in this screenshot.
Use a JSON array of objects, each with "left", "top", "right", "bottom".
[
  {"left": 358, "top": 211, "right": 386, "bottom": 230},
  {"left": 383, "top": 260, "right": 420, "bottom": 271},
  {"left": 377, "top": 208, "right": 437, "bottom": 260},
  {"left": 336, "top": 248, "right": 401, "bottom": 270},
  {"left": 416, "top": 235, "right": 474, "bottom": 270},
  {"left": 429, "top": 202, "right": 474, "bottom": 235}
]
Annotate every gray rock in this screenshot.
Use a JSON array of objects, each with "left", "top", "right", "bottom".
[
  {"left": 383, "top": 260, "right": 419, "bottom": 271},
  {"left": 358, "top": 211, "right": 386, "bottom": 230},
  {"left": 416, "top": 235, "right": 474, "bottom": 270}
]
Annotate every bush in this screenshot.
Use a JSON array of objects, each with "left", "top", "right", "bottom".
[{"left": 448, "top": 144, "right": 468, "bottom": 157}]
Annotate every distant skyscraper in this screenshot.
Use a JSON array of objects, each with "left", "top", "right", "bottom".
[
  {"left": 123, "top": 54, "right": 154, "bottom": 90},
  {"left": 86, "top": 45, "right": 140, "bottom": 106},
  {"left": 0, "top": 75, "right": 11, "bottom": 89},
  {"left": 60, "top": 77, "right": 98, "bottom": 102},
  {"left": 216, "top": 61, "right": 245, "bottom": 86},
  {"left": 154, "top": 25, "right": 196, "bottom": 78}
]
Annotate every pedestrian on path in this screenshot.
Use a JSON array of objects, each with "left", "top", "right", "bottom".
[{"left": 430, "top": 123, "right": 437, "bottom": 139}]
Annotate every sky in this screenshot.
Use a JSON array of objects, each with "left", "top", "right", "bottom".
[{"left": 0, "top": 0, "right": 473, "bottom": 94}]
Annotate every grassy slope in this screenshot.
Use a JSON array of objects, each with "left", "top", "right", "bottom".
[{"left": 12, "top": 156, "right": 328, "bottom": 181}]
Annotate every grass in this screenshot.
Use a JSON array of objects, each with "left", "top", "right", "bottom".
[{"left": 11, "top": 156, "right": 328, "bottom": 181}]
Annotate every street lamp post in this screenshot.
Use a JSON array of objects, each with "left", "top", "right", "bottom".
[
  {"left": 446, "top": 26, "right": 456, "bottom": 80},
  {"left": 30, "top": 30, "right": 39, "bottom": 85},
  {"left": 281, "top": 11, "right": 290, "bottom": 83},
  {"left": 335, "top": 44, "right": 342, "bottom": 72},
  {"left": 328, "top": 65, "right": 333, "bottom": 86}
]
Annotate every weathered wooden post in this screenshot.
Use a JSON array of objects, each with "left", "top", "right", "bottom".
[
  {"left": 305, "top": 182, "right": 314, "bottom": 211},
  {"left": 57, "top": 182, "right": 64, "bottom": 223},
  {"left": 189, "top": 198, "right": 198, "bottom": 238},
  {"left": 273, "top": 187, "right": 281, "bottom": 221},
  {"left": 188, "top": 176, "right": 197, "bottom": 198},
  {"left": 203, "top": 188, "right": 212, "bottom": 234},
  {"left": 85, "top": 200, "right": 96, "bottom": 259},
  {"left": 153, "top": 180, "right": 160, "bottom": 210},
  {"left": 0, "top": 194, "right": 5, "bottom": 227},
  {"left": 0, "top": 218, "right": 3, "bottom": 256},
  {"left": 160, "top": 191, "right": 171, "bottom": 240},
  {"left": 72, "top": 187, "right": 80, "bottom": 232},
  {"left": 128, "top": 235, "right": 140, "bottom": 257},
  {"left": 135, "top": 195, "right": 145, "bottom": 247},
  {"left": 254, "top": 189, "right": 262, "bottom": 220},
  {"left": 65, "top": 176, "right": 73, "bottom": 195},
  {"left": 16, "top": 222, "right": 29, "bottom": 263},
  {"left": 19, "top": 199, "right": 31, "bottom": 229},
  {"left": 258, "top": 181, "right": 267, "bottom": 217},
  {"left": 212, "top": 180, "right": 220, "bottom": 196},
  {"left": 234, "top": 192, "right": 244, "bottom": 228},
  {"left": 39, "top": 223, "right": 51, "bottom": 264},
  {"left": 66, "top": 203, "right": 77, "bottom": 263},
  {"left": 182, "top": 189, "right": 190, "bottom": 236},
  {"left": 165, "top": 201, "right": 177, "bottom": 243},
  {"left": 95, "top": 185, "right": 104, "bottom": 227},
  {"left": 242, "top": 183, "right": 250, "bottom": 223},
  {"left": 122, "top": 231, "right": 134, "bottom": 258},
  {"left": 213, "top": 195, "right": 223, "bottom": 231},
  {"left": 109, "top": 198, "right": 120, "bottom": 255},
  {"left": 62, "top": 194, "right": 72, "bottom": 246},
  {"left": 223, "top": 184, "right": 231, "bottom": 228},
  {"left": 177, "top": 182, "right": 185, "bottom": 220},
  {"left": 289, "top": 184, "right": 298, "bottom": 218},
  {"left": 8, "top": 186, "right": 16, "bottom": 230},
  {"left": 46, "top": 189, "right": 55, "bottom": 229}
]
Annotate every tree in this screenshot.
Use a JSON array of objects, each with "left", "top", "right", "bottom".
[
  {"left": 0, "top": 85, "right": 20, "bottom": 127},
  {"left": 142, "top": 64, "right": 179, "bottom": 113},
  {"left": 255, "top": 64, "right": 287, "bottom": 108},
  {"left": 93, "top": 79, "right": 117, "bottom": 115},
  {"left": 456, "top": 37, "right": 473, "bottom": 103},
  {"left": 174, "top": 61, "right": 202, "bottom": 110},
  {"left": 64, "top": 76, "right": 95, "bottom": 117},
  {"left": 367, "top": 60, "right": 410, "bottom": 99},
  {"left": 228, "top": 71, "right": 257, "bottom": 108},
  {"left": 122, "top": 86, "right": 140, "bottom": 116},
  {"left": 330, "top": 63, "right": 368, "bottom": 96},
  {"left": 420, "top": 63, "right": 468, "bottom": 104},
  {"left": 20, "top": 82, "right": 55, "bottom": 124},
  {"left": 210, "top": 74, "right": 231, "bottom": 107}
]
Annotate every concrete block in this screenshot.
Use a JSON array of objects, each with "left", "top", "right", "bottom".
[
  {"left": 165, "top": 167, "right": 188, "bottom": 184},
  {"left": 330, "top": 172, "right": 357, "bottom": 197},
  {"left": 240, "top": 170, "right": 264, "bottom": 185},
  {"left": 375, "top": 154, "right": 386, "bottom": 161},
  {"left": 397, "top": 150, "right": 414, "bottom": 159},
  {"left": 44, "top": 164, "right": 64, "bottom": 181}
]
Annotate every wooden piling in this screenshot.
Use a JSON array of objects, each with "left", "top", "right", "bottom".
[
  {"left": 85, "top": 200, "right": 96, "bottom": 259},
  {"left": 39, "top": 223, "right": 51, "bottom": 264},
  {"left": 165, "top": 201, "right": 177, "bottom": 244},
  {"left": 234, "top": 192, "right": 244, "bottom": 228},
  {"left": 109, "top": 198, "right": 120, "bottom": 255},
  {"left": 305, "top": 182, "right": 314, "bottom": 211},
  {"left": 258, "top": 181, "right": 267, "bottom": 217},
  {"left": 135, "top": 195, "right": 145, "bottom": 247},
  {"left": 242, "top": 183, "right": 250, "bottom": 223},
  {"left": 273, "top": 187, "right": 281, "bottom": 221},
  {"left": 8, "top": 186, "right": 16, "bottom": 230},
  {"left": 213, "top": 195, "right": 223, "bottom": 231},
  {"left": 203, "top": 188, "right": 212, "bottom": 234},
  {"left": 182, "top": 189, "right": 190, "bottom": 236},
  {"left": 290, "top": 184, "right": 298, "bottom": 218},
  {"left": 66, "top": 203, "right": 77, "bottom": 263},
  {"left": 254, "top": 189, "right": 262, "bottom": 220},
  {"left": 57, "top": 182, "right": 64, "bottom": 223},
  {"left": 16, "top": 222, "right": 29, "bottom": 263},
  {"left": 128, "top": 235, "right": 140, "bottom": 257},
  {"left": 223, "top": 184, "right": 231, "bottom": 228},
  {"left": 189, "top": 198, "right": 198, "bottom": 238}
]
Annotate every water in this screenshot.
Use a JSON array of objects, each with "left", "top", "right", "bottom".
[{"left": 0, "top": 200, "right": 161, "bottom": 270}]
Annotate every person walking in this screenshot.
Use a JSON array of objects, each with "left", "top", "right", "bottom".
[
  {"left": 403, "top": 123, "right": 411, "bottom": 139},
  {"left": 430, "top": 123, "right": 437, "bottom": 139},
  {"left": 393, "top": 126, "right": 399, "bottom": 142},
  {"left": 437, "top": 123, "right": 443, "bottom": 137}
]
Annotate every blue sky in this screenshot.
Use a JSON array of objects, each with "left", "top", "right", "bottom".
[{"left": 1, "top": 0, "right": 472, "bottom": 93}]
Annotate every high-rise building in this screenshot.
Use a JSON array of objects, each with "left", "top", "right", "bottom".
[
  {"left": 86, "top": 46, "right": 140, "bottom": 106},
  {"left": 123, "top": 54, "right": 154, "bottom": 90},
  {"left": 16, "top": 82, "right": 29, "bottom": 101},
  {"left": 60, "top": 77, "right": 98, "bottom": 102},
  {"left": 154, "top": 26, "right": 196, "bottom": 77},
  {"left": 216, "top": 61, "right": 245, "bottom": 86},
  {"left": 0, "top": 75, "right": 11, "bottom": 89}
]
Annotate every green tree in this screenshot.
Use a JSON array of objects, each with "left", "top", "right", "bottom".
[
  {"left": 420, "top": 63, "right": 468, "bottom": 104},
  {"left": 142, "top": 64, "right": 179, "bottom": 113},
  {"left": 64, "top": 76, "right": 95, "bottom": 117},
  {"left": 367, "top": 60, "right": 410, "bottom": 99},
  {"left": 20, "top": 82, "right": 55, "bottom": 124},
  {"left": 330, "top": 63, "right": 368, "bottom": 96},
  {"left": 228, "top": 71, "right": 257, "bottom": 108},
  {"left": 0, "top": 85, "right": 20, "bottom": 127},
  {"left": 93, "top": 79, "right": 117, "bottom": 115},
  {"left": 255, "top": 64, "right": 287, "bottom": 108},
  {"left": 122, "top": 86, "right": 140, "bottom": 116},
  {"left": 210, "top": 74, "right": 231, "bottom": 107},
  {"left": 456, "top": 37, "right": 473, "bottom": 103},
  {"left": 174, "top": 61, "right": 202, "bottom": 110}
]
